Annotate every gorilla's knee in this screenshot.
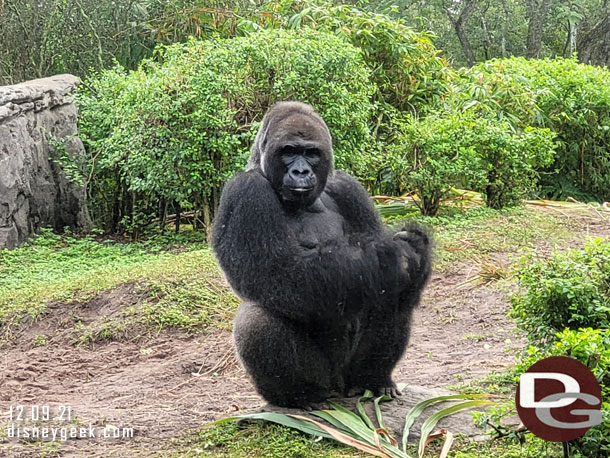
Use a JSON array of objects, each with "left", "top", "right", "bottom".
[{"left": 233, "top": 303, "right": 332, "bottom": 408}]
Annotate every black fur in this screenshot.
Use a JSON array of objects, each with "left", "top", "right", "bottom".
[{"left": 212, "top": 102, "right": 431, "bottom": 408}]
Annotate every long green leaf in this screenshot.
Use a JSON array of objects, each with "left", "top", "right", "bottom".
[
  {"left": 374, "top": 394, "right": 393, "bottom": 430},
  {"left": 401, "top": 394, "right": 486, "bottom": 452},
  {"left": 314, "top": 409, "right": 411, "bottom": 458},
  {"left": 312, "top": 410, "right": 359, "bottom": 435},
  {"left": 417, "top": 400, "right": 494, "bottom": 458},
  {"left": 357, "top": 390, "right": 376, "bottom": 429},
  {"left": 328, "top": 400, "right": 371, "bottom": 430},
  {"left": 290, "top": 414, "right": 394, "bottom": 458},
  {"left": 318, "top": 409, "right": 380, "bottom": 447},
  {"left": 212, "top": 412, "right": 333, "bottom": 440}
]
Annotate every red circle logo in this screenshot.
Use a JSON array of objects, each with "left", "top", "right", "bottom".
[{"left": 516, "top": 356, "right": 602, "bottom": 442}]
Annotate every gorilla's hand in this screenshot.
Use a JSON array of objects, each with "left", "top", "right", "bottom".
[
  {"left": 392, "top": 222, "right": 432, "bottom": 290},
  {"left": 393, "top": 222, "right": 430, "bottom": 257}
]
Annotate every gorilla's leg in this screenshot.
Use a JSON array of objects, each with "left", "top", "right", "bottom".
[
  {"left": 233, "top": 302, "right": 332, "bottom": 408},
  {"left": 344, "top": 308, "right": 414, "bottom": 397}
]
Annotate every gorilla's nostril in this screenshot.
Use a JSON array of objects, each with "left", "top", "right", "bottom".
[{"left": 292, "top": 168, "right": 310, "bottom": 177}]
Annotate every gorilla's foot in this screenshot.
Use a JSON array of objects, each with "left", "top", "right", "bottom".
[
  {"left": 262, "top": 399, "right": 328, "bottom": 412},
  {"left": 373, "top": 383, "right": 403, "bottom": 397},
  {"left": 345, "top": 381, "right": 403, "bottom": 398}
]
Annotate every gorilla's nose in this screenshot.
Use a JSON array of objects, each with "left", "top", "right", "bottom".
[{"left": 290, "top": 167, "right": 312, "bottom": 178}]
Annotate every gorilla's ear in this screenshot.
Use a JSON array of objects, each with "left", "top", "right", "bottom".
[{"left": 246, "top": 118, "right": 269, "bottom": 172}]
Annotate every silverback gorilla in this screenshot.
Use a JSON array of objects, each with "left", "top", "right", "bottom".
[{"left": 212, "top": 102, "right": 431, "bottom": 408}]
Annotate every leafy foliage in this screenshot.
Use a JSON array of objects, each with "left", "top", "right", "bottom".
[
  {"left": 381, "top": 112, "right": 485, "bottom": 215},
  {"left": 510, "top": 237, "right": 610, "bottom": 345},
  {"left": 471, "top": 57, "right": 610, "bottom": 202},
  {"left": 380, "top": 111, "right": 555, "bottom": 215},
  {"left": 0, "top": 0, "right": 153, "bottom": 84},
  {"left": 77, "top": 28, "right": 375, "bottom": 235},
  {"left": 213, "top": 389, "right": 492, "bottom": 458},
  {"left": 517, "top": 328, "right": 610, "bottom": 457},
  {"left": 281, "top": 1, "right": 453, "bottom": 113},
  {"left": 475, "top": 123, "right": 555, "bottom": 209}
]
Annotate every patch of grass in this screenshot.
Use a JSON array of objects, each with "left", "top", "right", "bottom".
[
  {"left": 179, "top": 423, "right": 364, "bottom": 458},
  {"left": 404, "top": 206, "right": 576, "bottom": 272},
  {"left": 182, "top": 418, "right": 561, "bottom": 458},
  {"left": 138, "top": 276, "right": 235, "bottom": 332},
  {"left": 447, "top": 370, "right": 516, "bottom": 396},
  {"left": 33, "top": 334, "right": 48, "bottom": 346},
  {"left": 0, "top": 229, "right": 236, "bottom": 340},
  {"left": 71, "top": 275, "right": 237, "bottom": 345},
  {"left": 431, "top": 434, "right": 563, "bottom": 457},
  {"left": 72, "top": 318, "right": 130, "bottom": 345}
]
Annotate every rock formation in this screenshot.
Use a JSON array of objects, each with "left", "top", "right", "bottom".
[{"left": 0, "top": 74, "right": 91, "bottom": 250}]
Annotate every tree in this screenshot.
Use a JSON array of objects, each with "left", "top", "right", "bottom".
[
  {"left": 525, "top": 0, "right": 554, "bottom": 58},
  {"left": 577, "top": 5, "right": 610, "bottom": 65},
  {"left": 442, "top": 0, "right": 479, "bottom": 66}
]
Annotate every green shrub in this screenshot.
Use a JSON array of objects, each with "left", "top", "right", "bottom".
[
  {"left": 470, "top": 57, "right": 610, "bottom": 202},
  {"left": 380, "top": 111, "right": 555, "bottom": 215},
  {"left": 517, "top": 328, "right": 610, "bottom": 457},
  {"left": 381, "top": 112, "right": 485, "bottom": 215},
  {"left": 511, "top": 238, "right": 610, "bottom": 345},
  {"left": 476, "top": 123, "right": 555, "bottom": 209},
  {"left": 77, "top": 28, "right": 375, "bottom": 235},
  {"left": 452, "top": 62, "right": 543, "bottom": 129},
  {"left": 285, "top": 1, "right": 452, "bottom": 113}
]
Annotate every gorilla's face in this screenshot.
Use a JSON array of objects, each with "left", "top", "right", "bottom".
[
  {"left": 274, "top": 143, "right": 323, "bottom": 205},
  {"left": 253, "top": 103, "right": 333, "bottom": 208}
]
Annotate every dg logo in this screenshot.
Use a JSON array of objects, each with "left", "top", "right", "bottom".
[{"left": 516, "top": 356, "right": 602, "bottom": 442}]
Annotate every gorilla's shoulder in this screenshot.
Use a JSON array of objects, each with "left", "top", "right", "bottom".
[
  {"left": 223, "top": 170, "right": 272, "bottom": 193},
  {"left": 325, "top": 170, "right": 383, "bottom": 233},
  {"left": 220, "top": 170, "right": 276, "bottom": 205}
]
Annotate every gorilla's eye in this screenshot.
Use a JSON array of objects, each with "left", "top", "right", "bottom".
[
  {"left": 304, "top": 149, "right": 320, "bottom": 159},
  {"left": 304, "top": 149, "right": 321, "bottom": 164},
  {"left": 280, "top": 146, "right": 299, "bottom": 163}
]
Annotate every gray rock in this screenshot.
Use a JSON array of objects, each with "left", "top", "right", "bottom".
[{"left": 0, "top": 74, "right": 91, "bottom": 250}]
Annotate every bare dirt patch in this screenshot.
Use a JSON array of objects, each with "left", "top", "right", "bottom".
[{"left": 1, "top": 208, "right": 608, "bottom": 457}]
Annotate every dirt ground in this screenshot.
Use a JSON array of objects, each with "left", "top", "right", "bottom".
[{"left": 1, "top": 207, "right": 609, "bottom": 457}]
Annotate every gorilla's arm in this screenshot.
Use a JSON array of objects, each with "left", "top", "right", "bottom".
[
  {"left": 324, "top": 171, "right": 384, "bottom": 236},
  {"left": 212, "top": 171, "right": 390, "bottom": 323},
  {"left": 326, "top": 171, "right": 432, "bottom": 304}
]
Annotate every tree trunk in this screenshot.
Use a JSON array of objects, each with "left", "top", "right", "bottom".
[
  {"left": 569, "top": 21, "right": 578, "bottom": 55},
  {"left": 577, "top": 13, "right": 610, "bottom": 64},
  {"left": 203, "top": 195, "right": 212, "bottom": 243},
  {"left": 481, "top": 14, "right": 491, "bottom": 60},
  {"left": 501, "top": 0, "right": 509, "bottom": 58},
  {"left": 160, "top": 199, "right": 168, "bottom": 233},
  {"left": 444, "top": 0, "right": 478, "bottom": 66},
  {"left": 525, "top": 0, "right": 553, "bottom": 58}
]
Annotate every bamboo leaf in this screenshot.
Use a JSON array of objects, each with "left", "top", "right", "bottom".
[
  {"left": 289, "top": 414, "right": 393, "bottom": 458},
  {"left": 357, "top": 389, "right": 376, "bottom": 429},
  {"left": 401, "top": 394, "right": 486, "bottom": 452},
  {"left": 417, "top": 400, "right": 494, "bottom": 458},
  {"left": 374, "top": 394, "right": 393, "bottom": 430},
  {"left": 212, "top": 412, "right": 333, "bottom": 440},
  {"left": 317, "top": 409, "right": 380, "bottom": 447},
  {"left": 312, "top": 410, "right": 356, "bottom": 435}
]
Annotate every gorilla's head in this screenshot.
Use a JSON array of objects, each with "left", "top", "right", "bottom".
[{"left": 247, "top": 102, "right": 333, "bottom": 208}]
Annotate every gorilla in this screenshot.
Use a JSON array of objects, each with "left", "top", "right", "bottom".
[{"left": 212, "top": 101, "right": 431, "bottom": 409}]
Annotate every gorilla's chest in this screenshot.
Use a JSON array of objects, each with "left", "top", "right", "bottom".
[{"left": 285, "top": 197, "right": 345, "bottom": 248}]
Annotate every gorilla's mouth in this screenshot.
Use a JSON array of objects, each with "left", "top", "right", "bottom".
[{"left": 288, "top": 186, "right": 314, "bottom": 193}]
